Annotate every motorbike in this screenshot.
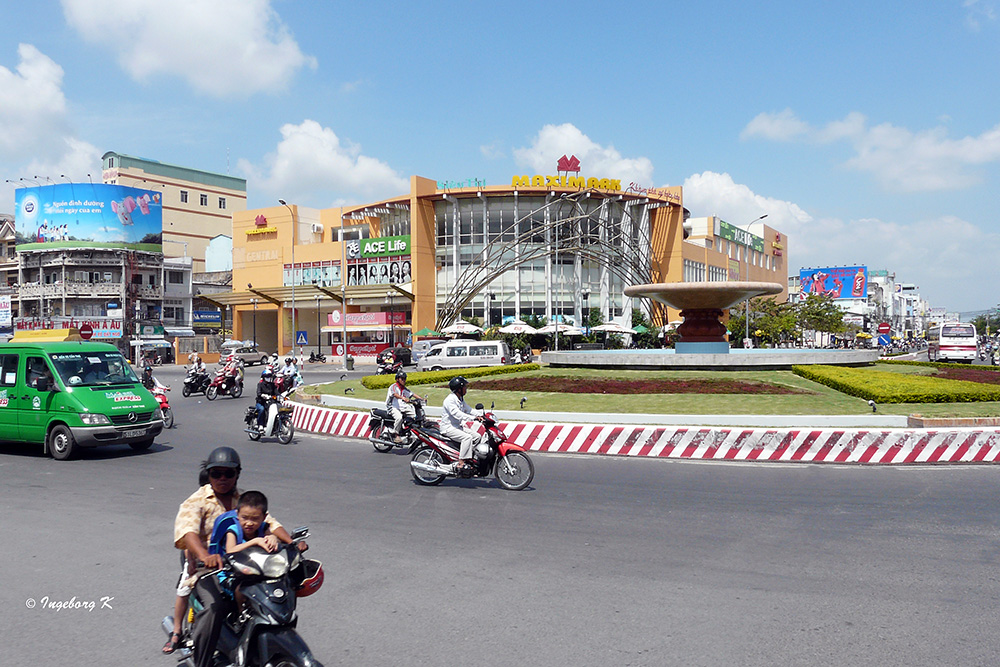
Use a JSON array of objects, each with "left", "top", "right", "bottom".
[
  {"left": 161, "top": 526, "right": 324, "bottom": 667},
  {"left": 245, "top": 391, "right": 295, "bottom": 444},
  {"left": 308, "top": 351, "right": 326, "bottom": 363},
  {"left": 376, "top": 359, "right": 403, "bottom": 376},
  {"left": 153, "top": 385, "right": 173, "bottom": 429},
  {"left": 409, "top": 402, "right": 534, "bottom": 490},
  {"left": 181, "top": 367, "right": 211, "bottom": 397},
  {"left": 367, "top": 397, "right": 428, "bottom": 453},
  {"left": 207, "top": 364, "right": 244, "bottom": 401}
]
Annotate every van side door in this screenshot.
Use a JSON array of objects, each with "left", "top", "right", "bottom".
[
  {"left": 19, "top": 355, "right": 58, "bottom": 444},
  {"left": 0, "top": 353, "right": 20, "bottom": 442}
]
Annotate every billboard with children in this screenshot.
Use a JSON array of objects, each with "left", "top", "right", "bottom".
[
  {"left": 799, "top": 266, "right": 868, "bottom": 300},
  {"left": 14, "top": 183, "right": 163, "bottom": 251}
]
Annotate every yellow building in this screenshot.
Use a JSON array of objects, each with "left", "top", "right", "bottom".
[{"left": 217, "top": 175, "right": 786, "bottom": 356}]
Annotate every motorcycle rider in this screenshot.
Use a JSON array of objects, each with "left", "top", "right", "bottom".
[
  {"left": 141, "top": 365, "right": 168, "bottom": 392},
  {"left": 440, "top": 376, "right": 482, "bottom": 473},
  {"left": 255, "top": 367, "right": 278, "bottom": 429},
  {"left": 190, "top": 354, "right": 208, "bottom": 384},
  {"left": 172, "top": 447, "right": 303, "bottom": 667},
  {"left": 386, "top": 370, "right": 423, "bottom": 443}
]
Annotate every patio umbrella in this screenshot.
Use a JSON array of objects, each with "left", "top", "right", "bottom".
[
  {"left": 591, "top": 322, "right": 633, "bottom": 334},
  {"left": 413, "top": 327, "right": 440, "bottom": 337},
  {"left": 632, "top": 324, "right": 649, "bottom": 334},
  {"left": 536, "top": 324, "right": 584, "bottom": 336},
  {"left": 441, "top": 321, "right": 485, "bottom": 335},
  {"left": 499, "top": 320, "right": 538, "bottom": 334}
]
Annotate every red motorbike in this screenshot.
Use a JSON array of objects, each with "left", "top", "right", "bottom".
[
  {"left": 409, "top": 403, "right": 534, "bottom": 490},
  {"left": 206, "top": 360, "right": 244, "bottom": 401},
  {"left": 154, "top": 386, "right": 173, "bottom": 429}
]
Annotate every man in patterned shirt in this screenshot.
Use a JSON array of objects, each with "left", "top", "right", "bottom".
[{"left": 172, "top": 446, "right": 303, "bottom": 667}]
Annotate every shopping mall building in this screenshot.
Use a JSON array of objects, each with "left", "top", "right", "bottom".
[{"left": 215, "top": 174, "right": 788, "bottom": 357}]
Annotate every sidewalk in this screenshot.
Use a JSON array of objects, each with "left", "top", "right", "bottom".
[{"left": 289, "top": 397, "right": 1000, "bottom": 465}]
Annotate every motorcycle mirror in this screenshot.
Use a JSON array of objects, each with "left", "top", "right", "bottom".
[{"left": 475, "top": 403, "right": 484, "bottom": 410}]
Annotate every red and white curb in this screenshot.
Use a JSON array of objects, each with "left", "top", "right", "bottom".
[{"left": 290, "top": 402, "right": 1000, "bottom": 465}]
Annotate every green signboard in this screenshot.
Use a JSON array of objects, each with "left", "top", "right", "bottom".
[
  {"left": 360, "top": 235, "right": 410, "bottom": 258},
  {"left": 718, "top": 220, "right": 764, "bottom": 252}
]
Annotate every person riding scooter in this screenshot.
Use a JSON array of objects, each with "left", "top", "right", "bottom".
[
  {"left": 440, "top": 376, "right": 483, "bottom": 474},
  {"left": 255, "top": 367, "right": 278, "bottom": 429},
  {"left": 386, "top": 370, "right": 423, "bottom": 443}
]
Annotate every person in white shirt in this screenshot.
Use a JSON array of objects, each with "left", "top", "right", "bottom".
[
  {"left": 440, "top": 376, "right": 481, "bottom": 472},
  {"left": 385, "top": 370, "right": 423, "bottom": 442}
]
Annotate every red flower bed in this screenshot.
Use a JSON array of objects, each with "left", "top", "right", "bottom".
[
  {"left": 474, "top": 376, "right": 809, "bottom": 395},
  {"left": 934, "top": 367, "right": 1000, "bottom": 386}
]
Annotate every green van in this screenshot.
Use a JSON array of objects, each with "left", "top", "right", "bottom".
[{"left": 0, "top": 341, "right": 164, "bottom": 460}]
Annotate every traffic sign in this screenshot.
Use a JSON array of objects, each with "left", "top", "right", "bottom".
[
  {"left": 296, "top": 331, "right": 308, "bottom": 346},
  {"left": 877, "top": 322, "right": 891, "bottom": 334},
  {"left": 877, "top": 334, "right": 891, "bottom": 346},
  {"left": 79, "top": 323, "right": 93, "bottom": 340}
]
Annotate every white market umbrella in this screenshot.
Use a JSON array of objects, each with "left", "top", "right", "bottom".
[
  {"left": 441, "top": 321, "right": 485, "bottom": 335},
  {"left": 536, "top": 324, "right": 584, "bottom": 336},
  {"left": 499, "top": 321, "right": 538, "bottom": 335},
  {"left": 591, "top": 322, "right": 634, "bottom": 334}
]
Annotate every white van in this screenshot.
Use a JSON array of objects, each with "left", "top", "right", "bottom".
[{"left": 416, "top": 340, "right": 511, "bottom": 372}]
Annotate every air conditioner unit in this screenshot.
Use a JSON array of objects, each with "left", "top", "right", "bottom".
[{"left": 311, "top": 224, "right": 324, "bottom": 235}]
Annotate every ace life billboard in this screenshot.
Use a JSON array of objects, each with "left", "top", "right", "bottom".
[{"left": 14, "top": 183, "right": 163, "bottom": 251}]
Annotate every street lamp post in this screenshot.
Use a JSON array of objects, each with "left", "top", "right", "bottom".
[
  {"left": 278, "top": 199, "right": 296, "bottom": 356},
  {"left": 487, "top": 291, "right": 496, "bottom": 328},
  {"left": 385, "top": 291, "right": 395, "bottom": 348},
  {"left": 339, "top": 215, "right": 349, "bottom": 370},
  {"left": 581, "top": 287, "right": 591, "bottom": 335},
  {"left": 250, "top": 297, "right": 258, "bottom": 346},
  {"left": 315, "top": 294, "right": 321, "bottom": 358},
  {"left": 742, "top": 214, "right": 768, "bottom": 347}
]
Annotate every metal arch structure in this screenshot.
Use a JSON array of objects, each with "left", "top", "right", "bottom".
[{"left": 435, "top": 189, "right": 660, "bottom": 329}]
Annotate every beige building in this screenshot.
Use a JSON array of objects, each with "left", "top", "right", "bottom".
[{"left": 100, "top": 152, "right": 246, "bottom": 272}]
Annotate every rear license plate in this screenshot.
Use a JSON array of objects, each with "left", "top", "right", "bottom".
[{"left": 121, "top": 428, "right": 147, "bottom": 438}]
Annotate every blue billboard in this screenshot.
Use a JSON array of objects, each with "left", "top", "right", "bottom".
[
  {"left": 799, "top": 266, "right": 868, "bottom": 300},
  {"left": 14, "top": 183, "right": 163, "bottom": 250}
]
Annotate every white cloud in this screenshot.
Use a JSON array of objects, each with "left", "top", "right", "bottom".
[
  {"left": 513, "top": 124, "right": 654, "bottom": 184},
  {"left": 0, "top": 44, "right": 101, "bottom": 211},
  {"left": 681, "top": 170, "right": 1000, "bottom": 311},
  {"left": 742, "top": 109, "right": 1000, "bottom": 192},
  {"left": 480, "top": 143, "right": 503, "bottom": 160},
  {"left": 238, "top": 120, "right": 409, "bottom": 206},
  {"left": 61, "top": 0, "right": 316, "bottom": 97},
  {"left": 964, "top": 0, "right": 997, "bottom": 30}
]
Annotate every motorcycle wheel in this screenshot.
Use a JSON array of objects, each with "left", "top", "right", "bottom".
[
  {"left": 230, "top": 382, "right": 243, "bottom": 398},
  {"left": 411, "top": 447, "right": 446, "bottom": 486},
  {"left": 494, "top": 451, "right": 534, "bottom": 491},
  {"left": 182, "top": 385, "right": 191, "bottom": 398},
  {"left": 277, "top": 415, "right": 294, "bottom": 444},
  {"left": 248, "top": 425, "right": 262, "bottom": 441},
  {"left": 206, "top": 385, "right": 218, "bottom": 401},
  {"left": 371, "top": 423, "right": 393, "bottom": 452},
  {"left": 162, "top": 407, "right": 174, "bottom": 429}
]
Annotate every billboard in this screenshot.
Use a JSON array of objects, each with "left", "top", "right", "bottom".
[
  {"left": 799, "top": 266, "right": 868, "bottom": 300},
  {"left": 14, "top": 183, "right": 163, "bottom": 251}
]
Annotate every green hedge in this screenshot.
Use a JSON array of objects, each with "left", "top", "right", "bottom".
[
  {"left": 360, "top": 363, "right": 541, "bottom": 390},
  {"left": 792, "top": 364, "right": 1000, "bottom": 403},
  {"left": 879, "top": 359, "right": 1000, "bottom": 372}
]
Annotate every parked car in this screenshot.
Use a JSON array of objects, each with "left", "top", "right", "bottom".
[
  {"left": 411, "top": 339, "right": 447, "bottom": 362},
  {"left": 377, "top": 346, "right": 412, "bottom": 367},
  {"left": 415, "top": 340, "right": 511, "bottom": 372},
  {"left": 219, "top": 343, "right": 270, "bottom": 366}
]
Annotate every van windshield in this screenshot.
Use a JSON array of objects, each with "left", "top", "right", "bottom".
[{"left": 49, "top": 351, "right": 140, "bottom": 387}]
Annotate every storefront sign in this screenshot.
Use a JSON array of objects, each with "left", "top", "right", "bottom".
[
  {"left": 328, "top": 311, "right": 406, "bottom": 327},
  {"left": 360, "top": 235, "right": 410, "bottom": 258},
  {"left": 247, "top": 226, "right": 277, "bottom": 236},
  {"left": 14, "top": 317, "right": 124, "bottom": 339},
  {"left": 437, "top": 178, "right": 486, "bottom": 189},
  {"left": 0, "top": 295, "right": 10, "bottom": 327},
  {"left": 556, "top": 155, "right": 581, "bottom": 172},
  {"left": 335, "top": 342, "right": 393, "bottom": 357},
  {"left": 625, "top": 183, "right": 682, "bottom": 203},
  {"left": 193, "top": 310, "right": 222, "bottom": 328},
  {"left": 511, "top": 175, "right": 623, "bottom": 191},
  {"left": 718, "top": 220, "right": 765, "bottom": 252}
]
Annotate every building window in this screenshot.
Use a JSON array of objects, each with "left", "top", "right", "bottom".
[
  {"left": 200, "top": 194, "right": 208, "bottom": 206},
  {"left": 219, "top": 197, "right": 226, "bottom": 209},
  {"left": 180, "top": 190, "right": 188, "bottom": 203},
  {"left": 168, "top": 271, "right": 185, "bottom": 284},
  {"left": 108, "top": 157, "right": 115, "bottom": 168}
]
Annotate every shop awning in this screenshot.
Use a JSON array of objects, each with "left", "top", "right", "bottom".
[
  {"left": 199, "top": 283, "right": 415, "bottom": 309},
  {"left": 130, "top": 338, "right": 172, "bottom": 347},
  {"left": 164, "top": 327, "right": 195, "bottom": 337},
  {"left": 321, "top": 324, "right": 412, "bottom": 333}
]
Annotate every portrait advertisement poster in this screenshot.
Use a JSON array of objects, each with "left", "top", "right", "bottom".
[
  {"left": 14, "top": 183, "right": 163, "bottom": 251},
  {"left": 799, "top": 266, "right": 868, "bottom": 300}
]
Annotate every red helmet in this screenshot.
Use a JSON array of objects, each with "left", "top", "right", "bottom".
[{"left": 296, "top": 559, "right": 324, "bottom": 598}]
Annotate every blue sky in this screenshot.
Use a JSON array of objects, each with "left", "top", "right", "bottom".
[{"left": 2, "top": 0, "right": 999, "bottom": 312}]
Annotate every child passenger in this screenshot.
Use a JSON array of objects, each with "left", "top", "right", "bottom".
[{"left": 209, "top": 490, "right": 279, "bottom": 557}]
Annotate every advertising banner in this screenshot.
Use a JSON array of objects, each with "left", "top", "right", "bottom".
[
  {"left": 360, "top": 235, "right": 410, "bottom": 259},
  {"left": 799, "top": 266, "right": 868, "bottom": 300},
  {"left": 334, "top": 342, "right": 392, "bottom": 357},
  {"left": 14, "top": 183, "right": 163, "bottom": 251},
  {"left": 327, "top": 311, "right": 406, "bottom": 327},
  {"left": 0, "top": 295, "right": 10, "bottom": 327},
  {"left": 718, "top": 220, "right": 765, "bottom": 252},
  {"left": 193, "top": 310, "right": 222, "bottom": 328},
  {"left": 15, "top": 317, "right": 124, "bottom": 339}
]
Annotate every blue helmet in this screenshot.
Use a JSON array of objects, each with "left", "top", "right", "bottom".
[{"left": 261, "top": 367, "right": 274, "bottom": 378}]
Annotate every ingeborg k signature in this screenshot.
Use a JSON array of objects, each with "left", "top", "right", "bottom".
[{"left": 24, "top": 595, "right": 114, "bottom": 611}]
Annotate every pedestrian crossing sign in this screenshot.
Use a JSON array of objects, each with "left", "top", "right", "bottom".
[{"left": 296, "top": 331, "right": 308, "bottom": 346}]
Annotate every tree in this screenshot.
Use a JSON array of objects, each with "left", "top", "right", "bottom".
[
  {"left": 630, "top": 308, "right": 661, "bottom": 348},
  {"left": 795, "top": 294, "right": 845, "bottom": 339}
]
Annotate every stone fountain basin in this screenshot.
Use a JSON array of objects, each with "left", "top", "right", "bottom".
[{"left": 624, "top": 282, "right": 784, "bottom": 311}]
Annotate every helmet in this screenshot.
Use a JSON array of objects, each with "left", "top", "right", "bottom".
[
  {"left": 285, "top": 357, "right": 292, "bottom": 365},
  {"left": 262, "top": 367, "right": 274, "bottom": 378},
  {"left": 295, "top": 559, "right": 325, "bottom": 598},
  {"left": 449, "top": 376, "right": 468, "bottom": 393},
  {"left": 395, "top": 370, "right": 407, "bottom": 382},
  {"left": 143, "top": 366, "right": 152, "bottom": 374},
  {"left": 204, "top": 446, "right": 241, "bottom": 470}
]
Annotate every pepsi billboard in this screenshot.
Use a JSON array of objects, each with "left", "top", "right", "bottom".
[
  {"left": 799, "top": 266, "right": 868, "bottom": 300},
  {"left": 14, "top": 183, "right": 163, "bottom": 251}
]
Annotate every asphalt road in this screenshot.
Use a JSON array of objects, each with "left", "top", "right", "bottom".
[{"left": 3, "top": 364, "right": 1000, "bottom": 666}]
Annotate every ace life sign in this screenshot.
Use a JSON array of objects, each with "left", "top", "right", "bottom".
[{"left": 360, "top": 235, "right": 409, "bottom": 259}]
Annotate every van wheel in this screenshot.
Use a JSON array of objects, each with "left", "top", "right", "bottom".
[
  {"left": 49, "top": 425, "right": 77, "bottom": 461},
  {"left": 431, "top": 366, "right": 443, "bottom": 372},
  {"left": 129, "top": 438, "right": 154, "bottom": 451}
]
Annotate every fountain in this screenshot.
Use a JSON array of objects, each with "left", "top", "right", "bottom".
[{"left": 540, "top": 281, "right": 880, "bottom": 370}]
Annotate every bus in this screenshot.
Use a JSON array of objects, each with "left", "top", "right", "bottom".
[{"left": 926, "top": 322, "right": 977, "bottom": 363}]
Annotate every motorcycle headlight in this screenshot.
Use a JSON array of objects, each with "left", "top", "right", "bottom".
[
  {"left": 261, "top": 551, "right": 290, "bottom": 578},
  {"left": 79, "top": 413, "right": 111, "bottom": 425}
]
